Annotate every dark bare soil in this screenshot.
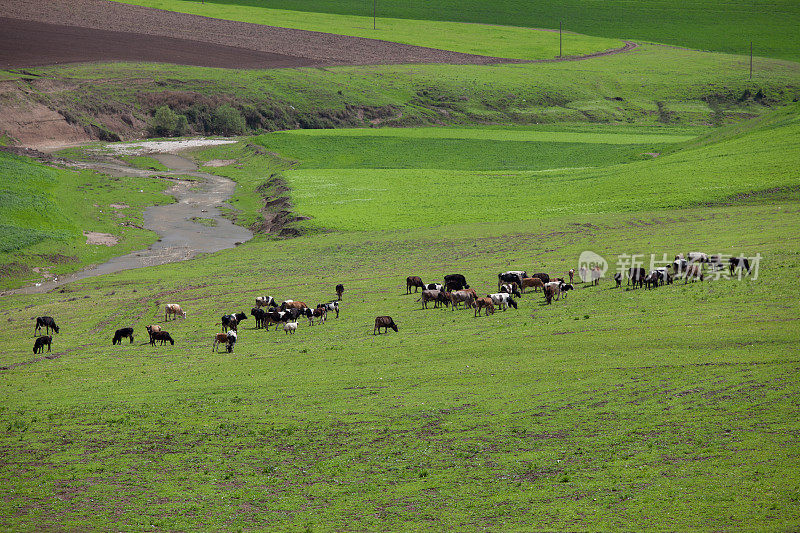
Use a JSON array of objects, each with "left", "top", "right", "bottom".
[
  {"left": 1, "top": 0, "right": 523, "bottom": 69},
  {"left": 0, "top": 17, "right": 318, "bottom": 70}
]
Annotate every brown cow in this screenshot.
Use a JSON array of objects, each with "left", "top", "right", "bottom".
[
  {"left": 374, "top": 316, "right": 398, "bottom": 334},
  {"left": 420, "top": 289, "right": 446, "bottom": 309},
  {"left": 522, "top": 277, "right": 545, "bottom": 293},
  {"left": 684, "top": 264, "right": 704, "bottom": 283},
  {"left": 474, "top": 297, "right": 495, "bottom": 317},
  {"left": 406, "top": 276, "right": 424, "bottom": 294},
  {"left": 165, "top": 304, "right": 186, "bottom": 321},
  {"left": 449, "top": 290, "right": 475, "bottom": 310},
  {"left": 281, "top": 300, "right": 308, "bottom": 311}
]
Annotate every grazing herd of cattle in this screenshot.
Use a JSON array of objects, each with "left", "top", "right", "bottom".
[{"left": 28, "top": 254, "right": 752, "bottom": 352}]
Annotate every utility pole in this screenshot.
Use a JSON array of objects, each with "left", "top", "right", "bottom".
[
  {"left": 750, "top": 41, "right": 753, "bottom": 79},
  {"left": 559, "top": 21, "right": 562, "bottom": 57},
  {"left": 373, "top": 0, "right": 376, "bottom": 30}
]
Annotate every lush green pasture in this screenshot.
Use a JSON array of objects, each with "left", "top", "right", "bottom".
[
  {"left": 117, "top": 0, "right": 800, "bottom": 62},
  {"left": 0, "top": 152, "right": 171, "bottom": 290},
  {"left": 1, "top": 197, "right": 798, "bottom": 530},
  {"left": 113, "top": 0, "right": 623, "bottom": 60},
  {"left": 219, "top": 106, "right": 798, "bottom": 234}
]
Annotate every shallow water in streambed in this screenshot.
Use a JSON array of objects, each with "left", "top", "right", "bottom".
[{"left": 2, "top": 143, "right": 252, "bottom": 296}]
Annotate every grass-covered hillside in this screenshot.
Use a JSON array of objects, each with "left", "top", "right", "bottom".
[
  {"left": 0, "top": 151, "right": 171, "bottom": 290},
  {"left": 115, "top": 0, "right": 800, "bottom": 62},
  {"left": 1, "top": 107, "right": 799, "bottom": 529},
  {"left": 7, "top": 42, "right": 799, "bottom": 144}
]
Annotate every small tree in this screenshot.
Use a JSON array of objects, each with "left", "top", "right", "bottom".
[
  {"left": 211, "top": 105, "right": 246, "bottom": 136},
  {"left": 149, "top": 105, "right": 188, "bottom": 137}
]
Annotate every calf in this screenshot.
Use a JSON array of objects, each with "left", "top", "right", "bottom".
[
  {"left": 150, "top": 331, "right": 174, "bottom": 346},
  {"left": 165, "top": 303, "right": 186, "bottom": 321},
  {"left": 336, "top": 283, "right": 345, "bottom": 300},
  {"left": 33, "top": 335, "right": 52, "bottom": 354},
  {"left": 425, "top": 283, "right": 444, "bottom": 292},
  {"left": 474, "top": 297, "right": 495, "bottom": 317},
  {"left": 373, "top": 316, "right": 398, "bottom": 334},
  {"left": 568, "top": 268, "right": 575, "bottom": 283},
  {"left": 613, "top": 272, "right": 622, "bottom": 287},
  {"left": 406, "top": 276, "right": 424, "bottom": 294},
  {"left": 560, "top": 283, "right": 574, "bottom": 297},
  {"left": 34, "top": 316, "right": 59, "bottom": 336},
  {"left": 112, "top": 327, "right": 134, "bottom": 345},
  {"left": 283, "top": 321, "right": 298, "bottom": 334}
]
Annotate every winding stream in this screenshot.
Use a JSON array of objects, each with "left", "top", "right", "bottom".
[{"left": 2, "top": 146, "right": 253, "bottom": 296}]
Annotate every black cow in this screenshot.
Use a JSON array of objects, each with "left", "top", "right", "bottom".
[
  {"left": 220, "top": 312, "right": 248, "bottom": 332},
  {"left": 34, "top": 316, "right": 59, "bottom": 336},
  {"left": 150, "top": 331, "right": 175, "bottom": 346},
  {"left": 112, "top": 327, "right": 134, "bottom": 345},
  {"left": 729, "top": 256, "right": 751, "bottom": 277},
  {"left": 406, "top": 276, "right": 424, "bottom": 294},
  {"left": 336, "top": 284, "right": 345, "bottom": 300},
  {"left": 374, "top": 316, "right": 398, "bottom": 335},
  {"left": 613, "top": 273, "right": 622, "bottom": 287},
  {"left": 251, "top": 307, "right": 267, "bottom": 329},
  {"left": 33, "top": 335, "right": 52, "bottom": 354},
  {"left": 498, "top": 271, "right": 527, "bottom": 289},
  {"left": 444, "top": 274, "right": 469, "bottom": 291},
  {"left": 628, "top": 267, "right": 646, "bottom": 289},
  {"left": 531, "top": 273, "right": 550, "bottom": 284}
]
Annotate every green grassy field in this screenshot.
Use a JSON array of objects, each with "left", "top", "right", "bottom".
[
  {"left": 113, "top": 0, "right": 623, "bottom": 60},
  {"left": 2, "top": 1, "right": 800, "bottom": 527},
  {"left": 192, "top": 106, "right": 798, "bottom": 235},
  {"left": 1, "top": 102, "right": 799, "bottom": 529},
  {"left": 113, "top": 0, "right": 800, "bottom": 62},
  {"left": 0, "top": 151, "right": 172, "bottom": 290}
]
